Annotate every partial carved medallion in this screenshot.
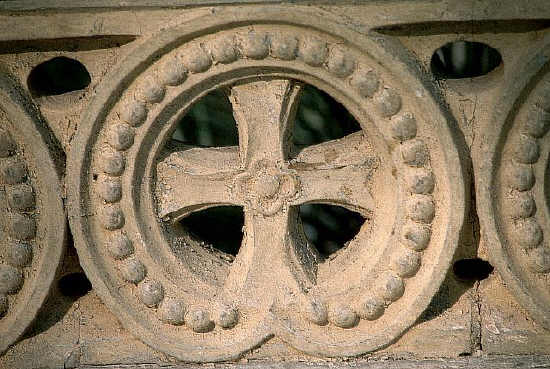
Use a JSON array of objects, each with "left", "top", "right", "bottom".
[
  {"left": 68, "top": 8, "right": 464, "bottom": 361},
  {"left": 478, "top": 40, "right": 550, "bottom": 330},
  {"left": 0, "top": 72, "right": 66, "bottom": 355}
]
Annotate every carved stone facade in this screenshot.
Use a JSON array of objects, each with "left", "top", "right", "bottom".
[{"left": 1, "top": 1, "right": 550, "bottom": 367}]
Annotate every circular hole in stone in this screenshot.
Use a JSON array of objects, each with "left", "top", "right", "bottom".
[
  {"left": 299, "top": 203, "right": 365, "bottom": 260},
  {"left": 58, "top": 272, "right": 92, "bottom": 298},
  {"left": 28, "top": 56, "right": 91, "bottom": 97},
  {"left": 431, "top": 41, "right": 502, "bottom": 79},
  {"left": 179, "top": 206, "right": 244, "bottom": 259},
  {"left": 453, "top": 258, "right": 494, "bottom": 281}
]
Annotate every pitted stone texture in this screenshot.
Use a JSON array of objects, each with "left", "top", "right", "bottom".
[{"left": 67, "top": 7, "right": 463, "bottom": 362}]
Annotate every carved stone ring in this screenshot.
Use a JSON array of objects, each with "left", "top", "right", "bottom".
[{"left": 68, "top": 7, "right": 465, "bottom": 361}]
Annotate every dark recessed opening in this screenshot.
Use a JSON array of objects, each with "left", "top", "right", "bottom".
[
  {"left": 431, "top": 41, "right": 502, "bottom": 79},
  {"left": 179, "top": 206, "right": 244, "bottom": 258},
  {"left": 58, "top": 272, "right": 92, "bottom": 298},
  {"left": 299, "top": 203, "right": 365, "bottom": 259},
  {"left": 293, "top": 85, "right": 361, "bottom": 150},
  {"left": 172, "top": 89, "right": 238, "bottom": 147},
  {"left": 28, "top": 56, "right": 91, "bottom": 97},
  {"left": 453, "top": 258, "right": 494, "bottom": 281}
]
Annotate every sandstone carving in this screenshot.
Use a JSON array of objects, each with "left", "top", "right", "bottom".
[
  {"left": 0, "top": 71, "right": 66, "bottom": 355},
  {"left": 67, "top": 8, "right": 465, "bottom": 361}
]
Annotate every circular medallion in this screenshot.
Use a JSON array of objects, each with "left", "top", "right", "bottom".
[
  {"left": 478, "top": 40, "right": 550, "bottom": 330},
  {"left": 0, "top": 72, "right": 66, "bottom": 355},
  {"left": 67, "top": 8, "right": 464, "bottom": 361}
]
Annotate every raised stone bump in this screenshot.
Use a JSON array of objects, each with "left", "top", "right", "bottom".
[
  {"left": 406, "top": 168, "right": 435, "bottom": 195},
  {"left": 523, "top": 104, "right": 550, "bottom": 138},
  {"left": 157, "top": 58, "right": 188, "bottom": 86},
  {"left": 305, "top": 298, "right": 329, "bottom": 326},
  {"left": 402, "top": 222, "right": 431, "bottom": 251},
  {"left": 100, "top": 205, "right": 125, "bottom": 230},
  {"left": 107, "top": 233, "right": 134, "bottom": 260},
  {"left": 179, "top": 45, "right": 212, "bottom": 73},
  {"left": 407, "top": 195, "right": 435, "bottom": 224},
  {"left": 298, "top": 37, "right": 328, "bottom": 67},
  {"left": 0, "top": 264, "right": 23, "bottom": 295},
  {"left": 107, "top": 123, "right": 135, "bottom": 151},
  {"left": 0, "top": 294, "right": 7, "bottom": 317},
  {"left": 7, "top": 184, "right": 35, "bottom": 210},
  {"left": 239, "top": 32, "right": 269, "bottom": 59},
  {"left": 209, "top": 35, "right": 239, "bottom": 64},
  {"left": 350, "top": 68, "right": 379, "bottom": 98},
  {"left": 135, "top": 75, "right": 166, "bottom": 104},
  {"left": 0, "top": 129, "right": 16, "bottom": 158},
  {"left": 120, "top": 258, "right": 146, "bottom": 284},
  {"left": 391, "top": 112, "right": 417, "bottom": 142},
  {"left": 159, "top": 298, "right": 186, "bottom": 326},
  {"left": 508, "top": 191, "right": 536, "bottom": 219},
  {"left": 8, "top": 213, "right": 36, "bottom": 240},
  {"left": 100, "top": 149, "right": 125, "bottom": 176},
  {"left": 215, "top": 305, "right": 239, "bottom": 329},
  {"left": 391, "top": 247, "right": 421, "bottom": 278},
  {"left": 376, "top": 272, "right": 405, "bottom": 302},
  {"left": 513, "top": 134, "right": 540, "bottom": 164},
  {"left": 269, "top": 34, "right": 298, "bottom": 60},
  {"left": 186, "top": 308, "right": 214, "bottom": 333},
  {"left": 326, "top": 47, "right": 356, "bottom": 78},
  {"left": 97, "top": 177, "right": 122, "bottom": 203},
  {"left": 506, "top": 163, "right": 535, "bottom": 191},
  {"left": 513, "top": 217, "right": 543, "bottom": 250},
  {"left": 120, "top": 100, "right": 148, "bottom": 127},
  {"left": 0, "top": 158, "right": 27, "bottom": 184},
  {"left": 329, "top": 304, "right": 359, "bottom": 329},
  {"left": 375, "top": 88, "right": 402, "bottom": 118},
  {"left": 7, "top": 242, "right": 33, "bottom": 267},
  {"left": 401, "top": 139, "right": 429, "bottom": 167},
  {"left": 357, "top": 296, "right": 385, "bottom": 321},
  {"left": 138, "top": 279, "right": 165, "bottom": 308},
  {"left": 527, "top": 247, "right": 550, "bottom": 273}
]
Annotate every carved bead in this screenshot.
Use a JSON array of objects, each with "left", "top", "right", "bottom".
[
  {"left": 507, "top": 191, "right": 536, "bottom": 219},
  {"left": 180, "top": 45, "right": 212, "bottom": 73},
  {"left": 513, "top": 134, "right": 539, "bottom": 164},
  {"left": 0, "top": 130, "right": 16, "bottom": 158},
  {"left": 269, "top": 34, "right": 298, "bottom": 60},
  {"left": 7, "top": 184, "right": 35, "bottom": 210},
  {"left": 186, "top": 308, "right": 213, "bottom": 333},
  {"left": 120, "top": 100, "right": 148, "bottom": 127},
  {"left": 8, "top": 213, "right": 36, "bottom": 240},
  {"left": 406, "top": 168, "right": 435, "bottom": 195},
  {"left": 120, "top": 258, "right": 146, "bottom": 284},
  {"left": 107, "top": 124, "right": 134, "bottom": 151},
  {"left": 327, "top": 47, "right": 355, "bottom": 78},
  {"left": 7, "top": 242, "right": 33, "bottom": 267},
  {"left": 215, "top": 305, "right": 239, "bottom": 329},
  {"left": 329, "top": 304, "right": 359, "bottom": 328},
  {"left": 135, "top": 76, "right": 165, "bottom": 104},
  {"left": 376, "top": 272, "right": 405, "bottom": 302},
  {"left": 506, "top": 164, "right": 535, "bottom": 191},
  {"left": 350, "top": 69, "right": 379, "bottom": 98},
  {"left": 305, "top": 298, "right": 328, "bottom": 326},
  {"left": 524, "top": 104, "right": 550, "bottom": 138},
  {"left": 100, "top": 205, "right": 125, "bottom": 230},
  {"left": 391, "top": 112, "right": 417, "bottom": 142},
  {"left": 402, "top": 223, "right": 431, "bottom": 251},
  {"left": 157, "top": 58, "right": 188, "bottom": 86},
  {"left": 298, "top": 37, "right": 328, "bottom": 67},
  {"left": 527, "top": 247, "right": 550, "bottom": 274},
  {"left": 391, "top": 248, "right": 421, "bottom": 278},
  {"left": 100, "top": 149, "right": 125, "bottom": 176},
  {"left": 401, "top": 139, "right": 428, "bottom": 167},
  {"left": 107, "top": 233, "right": 134, "bottom": 260},
  {"left": 0, "top": 158, "right": 27, "bottom": 184},
  {"left": 513, "top": 217, "right": 543, "bottom": 250},
  {"left": 97, "top": 177, "right": 122, "bottom": 203},
  {"left": 240, "top": 32, "right": 269, "bottom": 59},
  {"left": 407, "top": 195, "right": 435, "bottom": 224},
  {"left": 0, "top": 294, "right": 7, "bottom": 317},
  {"left": 210, "top": 35, "right": 238, "bottom": 64},
  {"left": 159, "top": 298, "right": 186, "bottom": 325},
  {"left": 0, "top": 264, "right": 23, "bottom": 295},
  {"left": 358, "top": 296, "right": 385, "bottom": 321},
  {"left": 138, "top": 279, "right": 164, "bottom": 308},
  {"left": 376, "top": 88, "right": 402, "bottom": 117}
]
